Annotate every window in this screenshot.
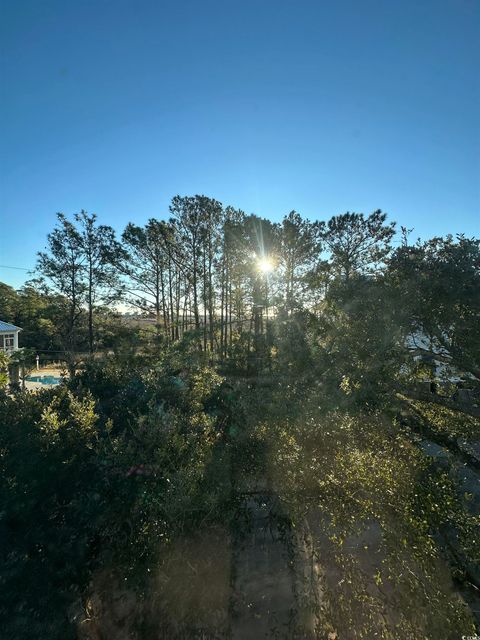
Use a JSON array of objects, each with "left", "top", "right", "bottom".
[{"left": 0, "top": 334, "right": 15, "bottom": 352}]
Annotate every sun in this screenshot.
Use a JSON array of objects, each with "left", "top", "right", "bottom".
[{"left": 257, "top": 257, "right": 274, "bottom": 273}]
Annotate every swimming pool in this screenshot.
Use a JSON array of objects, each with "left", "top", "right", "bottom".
[{"left": 26, "top": 375, "right": 63, "bottom": 385}]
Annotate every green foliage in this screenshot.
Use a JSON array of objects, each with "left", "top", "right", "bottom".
[
  {"left": 271, "top": 309, "right": 315, "bottom": 378},
  {"left": 278, "top": 210, "right": 321, "bottom": 310},
  {"left": 314, "top": 277, "right": 408, "bottom": 407},
  {"left": 0, "top": 352, "right": 9, "bottom": 388},
  {"left": 320, "top": 210, "right": 396, "bottom": 281},
  {"left": 0, "top": 349, "right": 237, "bottom": 639},
  {"left": 403, "top": 396, "right": 480, "bottom": 441},
  {"left": 0, "top": 280, "right": 68, "bottom": 354},
  {"left": 389, "top": 235, "right": 480, "bottom": 381},
  {"left": 263, "top": 399, "right": 478, "bottom": 637},
  {"left": 0, "top": 282, "right": 18, "bottom": 318},
  {"left": 0, "top": 388, "right": 101, "bottom": 639}
]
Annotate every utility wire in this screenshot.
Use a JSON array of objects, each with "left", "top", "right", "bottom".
[{"left": 0, "top": 265, "right": 33, "bottom": 271}]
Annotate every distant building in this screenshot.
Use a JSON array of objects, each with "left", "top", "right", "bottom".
[{"left": 0, "top": 321, "right": 22, "bottom": 354}]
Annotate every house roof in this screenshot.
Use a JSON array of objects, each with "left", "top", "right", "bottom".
[{"left": 0, "top": 320, "right": 22, "bottom": 332}]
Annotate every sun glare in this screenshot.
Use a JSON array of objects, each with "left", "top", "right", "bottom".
[{"left": 258, "top": 257, "right": 274, "bottom": 273}]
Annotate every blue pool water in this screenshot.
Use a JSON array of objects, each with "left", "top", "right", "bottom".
[{"left": 26, "top": 375, "right": 62, "bottom": 385}]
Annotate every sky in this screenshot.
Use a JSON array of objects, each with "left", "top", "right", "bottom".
[{"left": 1, "top": 0, "right": 479, "bottom": 289}]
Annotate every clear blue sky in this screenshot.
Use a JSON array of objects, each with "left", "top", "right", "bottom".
[{"left": 1, "top": 0, "right": 479, "bottom": 288}]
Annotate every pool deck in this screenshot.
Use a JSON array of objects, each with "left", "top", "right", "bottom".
[{"left": 24, "top": 368, "right": 67, "bottom": 391}]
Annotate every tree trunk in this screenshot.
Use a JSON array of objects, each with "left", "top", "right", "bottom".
[
  {"left": 203, "top": 251, "right": 207, "bottom": 351},
  {"left": 168, "top": 253, "right": 175, "bottom": 342},
  {"left": 88, "top": 260, "right": 94, "bottom": 354},
  {"left": 160, "top": 266, "right": 169, "bottom": 339},
  {"left": 208, "top": 238, "right": 214, "bottom": 353},
  {"left": 220, "top": 254, "right": 225, "bottom": 358},
  {"left": 192, "top": 251, "right": 200, "bottom": 332},
  {"left": 228, "top": 280, "right": 233, "bottom": 350}
]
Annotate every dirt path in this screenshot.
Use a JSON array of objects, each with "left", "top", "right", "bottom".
[
  {"left": 231, "top": 492, "right": 295, "bottom": 638},
  {"left": 230, "top": 487, "right": 320, "bottom": 639}
]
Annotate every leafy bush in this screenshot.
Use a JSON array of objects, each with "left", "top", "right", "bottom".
[{"left": 0, "top": 351, "right": 236, "bottom": 639}]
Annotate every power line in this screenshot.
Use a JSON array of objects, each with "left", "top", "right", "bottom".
[{"left": 0, "top": 265, "right": 33, "bottom": 271}]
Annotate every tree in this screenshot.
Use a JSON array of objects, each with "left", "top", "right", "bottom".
[
  {"left": 15, "top": 281, "right": 66, "bottom": 353},
  {"left": 278, "top": 211, "right": 321, "bottom": 312},
  {"left": 199, "top": 200, "right": 222, "bottom": 352},
  {"left": 37, "top": 214, "right": 86, "bottom": 373},
  {"left": 0, "top": 282, "right": 18, "bottom": 319},
  {"left": 218, "top": 207, "right": 248, "bottom": 358},
  {"left": 388, "top": 235, "right": 480, "bottom": 383},
  {"left": 314, "top": 276, "right": 407, "bottom": 406},
  {"left": 74, "top": 211, "right": 124, "bottom": 354},
  {"left": 320, "top": 210, "right": 395, "bottom": 281},
  {"left": 122, "top": 220, "right": 166, "bottom": 334},
  {"left": 169, "top": 195, "right": 223, "bottom": 347},
  {"left": 0, "top": 280, "right": 86, "bottom": 358}
]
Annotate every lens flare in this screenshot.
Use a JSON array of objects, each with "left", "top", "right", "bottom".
[{"left": 258, "top": 257, "right": 274, "bottom": 273}]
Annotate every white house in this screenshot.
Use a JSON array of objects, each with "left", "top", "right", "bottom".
[{"left": 0, "top": 321, "right": 22, "bottom": 354}]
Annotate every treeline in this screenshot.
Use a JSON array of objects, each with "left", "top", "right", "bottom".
[
  {"left": 0, "top": 282, "right": 127, "bottom": 357},
  {"left": 1, "top": 194, "right": 479, "bottom": 388}
]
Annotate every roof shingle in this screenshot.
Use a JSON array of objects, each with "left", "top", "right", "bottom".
[{"left": 0, "top": 320, "right": 22, "bottom": 332}]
